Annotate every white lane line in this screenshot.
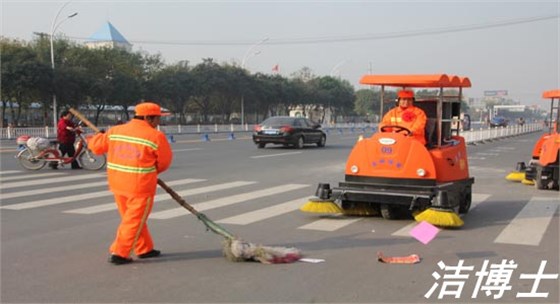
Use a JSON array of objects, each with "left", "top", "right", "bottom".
[
  {"left": 65, "top": 180, "right": 251, "bottom": 214},
  {"left": 173, "top": 148, "right": 202, "bottom": 152},
  {"left": 2, "top": 178, "right": 205, "bottom": 201},
  {"left": 468, "top": 157, "right": 486, "bottom": 160},
  {"left": 0, "top": 170, "right": 22, "bottom": 176},
  {"left": 470, "top": 167, "right": 506, "bottom": 173},
  {"left": 0, "top": 173, "right": 105, "bottom": 190},
  {"left": 476, "top": 152, "right": 499, "bottom": 156},
  {"left": 298, "top": 216, "right": 363, "bottom": 232},
  {"left": 392, "top": 193, "right": 491, "bottom": 237},
  {"left": 216, "top": 197, "right": 308, "bottom": 225},
  {"left": 0, "top": 172, "right": 65, "bottom": 183},
  {"left": 2, "top": 181, "right": 108, "bottom": 200},
  {"left": 250, "top": 152, "right": 302, "bottom": 159},
  {"left": 151, "top": 184, "right": 309, "bottom": 220},
  {"left": 494, "top": 197, "right": 559, "bottom": 246},
  {"left": 3, "top": 178, "right": 208, "bottom": 211},
  {"left": 1, "top": 190, "right": 112, "bottom": 210}
]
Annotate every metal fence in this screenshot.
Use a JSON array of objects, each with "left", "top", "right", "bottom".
[{"left": 0, "top": 122, "right": 543, "bottom": 144}]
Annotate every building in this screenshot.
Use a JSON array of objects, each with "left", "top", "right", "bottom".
[{"left": 85, "top": 21, "right": 132, "bottom": 52}]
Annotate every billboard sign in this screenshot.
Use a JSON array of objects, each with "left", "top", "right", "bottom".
[{"left": 484, "top": 90, "right": 508, "bottom": 97}]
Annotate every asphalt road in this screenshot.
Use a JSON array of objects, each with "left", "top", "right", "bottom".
[{"left": 1, "top": 131, "right": 558, "bottom": 303}]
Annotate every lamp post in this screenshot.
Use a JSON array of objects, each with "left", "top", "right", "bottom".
[
  {"left": 329, "top": 60, "right": 347, "bottom": 78},
  {"left": 240, "top": 37, "right": 269, "bottom": 126},
  {"left": 50, "top": 1, "right": 77, "bottom": 135}
]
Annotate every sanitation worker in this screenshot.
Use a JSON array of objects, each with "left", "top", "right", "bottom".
[
  {"left": 88, "top": 102, "right": 173, "bottom": 265},
  {"left": 52, "top": 110, "right": 82, "bottom": 169},
  {"left": 379, "top": 89, "right": 427, "bottom": 145}
]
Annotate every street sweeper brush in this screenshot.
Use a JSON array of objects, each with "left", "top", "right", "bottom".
[
  {"left": 300, "top": 197, "right": 343, "bottom": 214},
  {"left": 505, "top": 162, "right": 526, "bottom": 182},
  {"left": 413, "top": 208, "right": 464, "bottom": 228},
  {"left": 68, "top": 107, "right": 302, "bottom": 264}
]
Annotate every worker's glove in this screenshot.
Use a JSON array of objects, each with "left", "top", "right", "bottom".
[{"left": 98, "top": 129, "right": 106, "bottom": 134}]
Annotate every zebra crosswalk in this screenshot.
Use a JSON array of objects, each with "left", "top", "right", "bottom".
[{"left": 0, "top": 170, "right": 557, "bottom": 246}]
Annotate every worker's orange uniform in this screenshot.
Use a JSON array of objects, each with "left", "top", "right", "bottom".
[
  {"left": 380, "top": 106, "right": 427, "bottom": 145},
  {"left": 89, "top": 118, "right": 172, "bottom": 258}
]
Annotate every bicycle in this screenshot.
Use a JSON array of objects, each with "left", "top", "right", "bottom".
[{"left": 15, "top": 127, "right": 106, "bottom": 171}]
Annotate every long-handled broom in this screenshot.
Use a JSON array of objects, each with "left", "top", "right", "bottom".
[{"left": 69, "top": 108, "right": 302, "bottom": 264}]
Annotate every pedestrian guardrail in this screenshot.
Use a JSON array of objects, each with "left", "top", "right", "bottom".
[{"left": 0, "top": 122, "right": 542, "bottom": 143}]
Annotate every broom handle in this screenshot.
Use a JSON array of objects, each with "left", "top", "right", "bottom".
[
  {"left": 156, "top": 179, "right": 201, "bottom": 216},
  {"left": 68, "top": 108, "right": 101, "bottom": 133},
  {"left": 157, "top": 179, "right": 236, "bottom": 239},
  {"left": 69, "top": 108, "right": 235, "bottom": 239}
]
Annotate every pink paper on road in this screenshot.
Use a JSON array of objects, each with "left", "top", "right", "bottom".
[{"left": 410, "top": 221, "right": 440, "bottom": 244}]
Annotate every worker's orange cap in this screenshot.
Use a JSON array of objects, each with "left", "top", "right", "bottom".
[
  {"left": 398, "top": 90, "right": 415, "bottom": 99},
  {"left": 134, "top": 102, "right": 170, "bottom": 116}
]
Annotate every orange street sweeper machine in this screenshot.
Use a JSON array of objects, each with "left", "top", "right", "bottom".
[
  {"left": 507, "top": 89, "right": 559, "bottom": 190},
  {"left": 301, "top": 74, "right": 474, "bottom": 228}
]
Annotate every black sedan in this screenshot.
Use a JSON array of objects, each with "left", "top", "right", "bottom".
[{"left": 252, "top": 116, "right": 326, "bottom": 149}]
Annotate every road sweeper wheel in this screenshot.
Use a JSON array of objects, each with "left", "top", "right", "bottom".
[
  {"left": 534, "top": 167, "right": 546, "bottom": 190},
  {"left": 380, "top": 204, "right": 398, "bottom": 220},
  {"left": 459, "top": 186, "right": 472, "bottom": 214},
  {"left": 257, "top": 143, "right": 266, "bottom": 149}
]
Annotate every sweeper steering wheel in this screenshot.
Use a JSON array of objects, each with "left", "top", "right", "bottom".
[{"left": 380, "top": 125, "right": 412, "bottom": 136}]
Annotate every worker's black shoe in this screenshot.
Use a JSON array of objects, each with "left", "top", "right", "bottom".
[
  {"left": 137, "top": 249, "right": 161, "bottom": 259},
  {"left": 109, "top": 254, "right": 133, "bottom": 265}
]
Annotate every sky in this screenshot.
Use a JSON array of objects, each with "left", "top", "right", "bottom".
[{"left": 1, "top": 0, "right": 559, "bottom": 106}]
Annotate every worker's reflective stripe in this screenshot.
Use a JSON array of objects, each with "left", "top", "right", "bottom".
[
  {"left": 390, "top": 117, "right": 403, "bottom": 123},
  {"left": 107, "top": 162, "right": 156, "bottom": 174},
  {"left": 109, "top": 135, "right": 158, "bottom": 150},
  {"left": 128, "top": 197, "right": 153, "bottom": 256}
]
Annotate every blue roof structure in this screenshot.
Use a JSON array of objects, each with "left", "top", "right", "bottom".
[{"left": 88, "top": 21, "right": 130, "bottom": 44}]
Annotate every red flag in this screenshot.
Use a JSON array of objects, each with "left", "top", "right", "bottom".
[{"left": 272, "top": 64, "right": 279, "bottom": 72}]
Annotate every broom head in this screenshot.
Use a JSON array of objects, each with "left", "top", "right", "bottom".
[
  {"left": 521, "top": 178, "right": 535, "bottom": 185},
  {"left": 342, "top": 202, "right": 379, "bottom": 216},
  {"left": 505, "top": 171, "right": 525, "bottom": 182},
  {"left": 223, "top": 238, "right": 302, "bottom": 264},
  {"left": 300, "top": 197, "right": 343, "bottom": 214},
  {"left": 414, "top": 208, "right": 464, "bottom": 228}
]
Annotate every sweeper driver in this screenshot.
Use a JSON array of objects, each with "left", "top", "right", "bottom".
[{"left": 379, "top": 89, "right": 427, "bottom": 145}]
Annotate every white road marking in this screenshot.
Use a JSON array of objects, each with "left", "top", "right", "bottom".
[
  {"left": 2, "top": 181, "right": 108, "bottom": 200},
  {"left": 298, "top": 215, "right": 363, "bottom": 232},
  {"left": 392, "top": 193, "right": 491, "bottom": 237},
  {"left": 216, "top": 197, "right": 308, "bottom": 225},
  {"left": 0, "top": 170, "right": 22, "bottom": 176},
  {"left": 494, "top": 197, "right": 559, "bottom": 246},
  {"left": 172, "top": 148, "right": 202, "bottom": 152},
  {"left": 150, "top": 184, "right": 309, "bottom": 219},
  {"left": 250, "top": 152, "right": 302, "bottom": 159},
  {"left": 0, "top": 173, "right": 105, "bottom": 190},
  {"left": 0, "top": 172, "right": 65, "bottom": 183},
  {"left": 65, "top": 180, "right": 252, "bottom": 214}
]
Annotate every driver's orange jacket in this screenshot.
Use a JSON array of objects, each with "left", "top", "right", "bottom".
[
  {"left": 380, "top": 106, "right": 427, "bottom": 145},
  {"left": 88, "top": 119, "right": 173, "bottom": 197}
]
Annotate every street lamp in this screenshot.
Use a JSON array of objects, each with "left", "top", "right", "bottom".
[
  {"left": 240, "top": 37, "right": 269, "bottom": 127},
  {"left": 329, "top": 60, "right": 347, "bottom": 78},
  {"left": 50, "top": 1, "right": 77, "bottom": 135}
]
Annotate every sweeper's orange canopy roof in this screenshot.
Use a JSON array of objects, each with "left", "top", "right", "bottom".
[
  {"left": 542, "top": 89, "right": 560, "bottom": 99},
  {"left": 359, "top": 74, "right": 471, "bottom": 88}
]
